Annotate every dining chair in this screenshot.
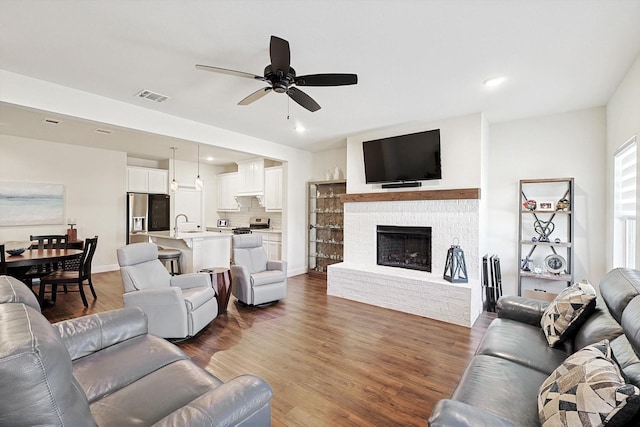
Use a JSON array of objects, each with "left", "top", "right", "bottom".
[
  {"left": 39, "top": 236, "right": 98, "bottom": 307},
  {"left": 25, "top": 235, "right": 69, "bottom": 287},
  {"left": 0, "top": 244, "right": 6, "bottom": 275}
]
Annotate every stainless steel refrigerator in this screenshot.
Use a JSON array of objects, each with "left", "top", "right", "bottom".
[{"left": 126, "top": 193, "right": 170, "bottom": 244}]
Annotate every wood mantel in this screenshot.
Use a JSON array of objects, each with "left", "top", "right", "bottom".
[{"left": 340, "top": 188, "right": 481, "bottom": 203}]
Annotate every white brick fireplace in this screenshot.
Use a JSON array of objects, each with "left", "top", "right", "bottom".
[{"left": 327, "top": 193, "right": 484, "bottom": 327}]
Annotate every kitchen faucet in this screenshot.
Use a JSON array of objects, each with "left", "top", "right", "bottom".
[{"left": 174, "top": 213, "right": 189, "bottom": 235}]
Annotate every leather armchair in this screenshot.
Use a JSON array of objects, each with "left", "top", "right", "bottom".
[
  {"left": 117, "top": 243, "right": 217, "bottom": 338},
  {"left": 231, "top": 234, "right": 287, "bottom": 306}
]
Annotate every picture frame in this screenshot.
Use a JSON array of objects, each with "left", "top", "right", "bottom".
[
  {"left": 537, "top": 200, "right": 554, "bottom": 211},
  {"left": 0, "top": 182, "right": 65, "bottom": 226}
]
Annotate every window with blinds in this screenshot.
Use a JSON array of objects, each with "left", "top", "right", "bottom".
[{"left": 614, "top": 137, "right": 637, "bottom": 268}]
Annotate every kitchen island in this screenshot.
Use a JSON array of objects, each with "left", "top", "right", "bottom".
[{"left": 147, "top": 231, "right": 231, "bottom": 273}]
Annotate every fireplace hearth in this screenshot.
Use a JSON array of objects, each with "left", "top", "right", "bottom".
[{"left": 376, "top": 225, "right": 432, "bottom": 272}]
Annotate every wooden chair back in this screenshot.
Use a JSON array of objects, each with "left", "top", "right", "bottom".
[
  {"left": 0, "top": 244, "right": 6, "bottom": 275},
  {"left": 29, "top": 234, "right": 69, "bottom": 273},
  {"left": 78, "top": 237, "right": 98, "bottom": 280},
  {"left": 30, "top": 234, "right": 69, "bottom": 250}
]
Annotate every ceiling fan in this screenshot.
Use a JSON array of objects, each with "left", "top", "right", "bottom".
[{"left": 196, "top": 36, "right": 358, "bottom": 112}]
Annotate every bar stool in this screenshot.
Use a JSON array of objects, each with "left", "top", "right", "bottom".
[{"left": 157, "top": 248, "right": 182, "bottom": 275}]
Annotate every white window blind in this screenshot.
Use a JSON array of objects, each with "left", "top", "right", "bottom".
[
  {"left": 614, "top": 137, "right": 637, "bottom": 268},
  {"left": 615, "top": 139, "right": 637, "bottom": 218}
]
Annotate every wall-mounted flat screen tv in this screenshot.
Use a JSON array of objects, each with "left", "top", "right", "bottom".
[{"left": 362, "top": 128, "right": 442, "bottom": 184}]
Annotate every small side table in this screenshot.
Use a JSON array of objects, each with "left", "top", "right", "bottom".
[{"left": 200, "top": 267, "right": 232, "bottom": 314}]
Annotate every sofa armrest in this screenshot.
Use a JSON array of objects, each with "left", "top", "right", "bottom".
[
  {"left": 151, "top": 375, "right": 273, "bottom": 427},
  {"left": 496, "top": 295, "right": 550, "bottom": 326},
  {"left": 429, "top": 400, "right": 516, "bottom": 427},
  {"left": 267, "top": 260, "right": 287, "bottom": 275},
  {"left": 171, "top": 272, "right": 212, "bottom": 290},
  {"left": 55, "top": 307, "right": 148, "bottom": 360}
]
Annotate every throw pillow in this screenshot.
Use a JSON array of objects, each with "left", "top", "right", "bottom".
[
  {"left": 540, "top": 280, "right": 597, "bottom": 347},
  {"left": 538, "top": 340, "right": 640, "bottom": 427}
]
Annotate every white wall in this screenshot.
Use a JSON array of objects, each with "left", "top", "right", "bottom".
[
  {"left": 606, "top": 55, "right": 640, "bottom": 269},
  {"left": 0, "top": 135, "right": 126, "bottom": 271},
  {"left": 346, "top": 113, "right": 483, "bottom": 194},
  {"left": 311, "top": 147, "right": 347, "bottom": 181},
  {"left": 487, "top": 107, "right": 607, "bottom": 295},
  {"left": 0, "top": 71, "right": 313, "bottom": 276}
]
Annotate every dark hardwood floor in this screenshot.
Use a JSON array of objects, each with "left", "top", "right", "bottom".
[{"left": 40, "top": 271, "right": 494, "bottom": 426}]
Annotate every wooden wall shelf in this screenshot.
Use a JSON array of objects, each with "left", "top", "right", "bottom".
[{"left": 340, "top": 188, "right": 481, "bottom": 203}]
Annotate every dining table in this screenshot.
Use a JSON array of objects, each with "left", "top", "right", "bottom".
[{"left": 5, "top": 248, "right": 84, "bottom": 304}]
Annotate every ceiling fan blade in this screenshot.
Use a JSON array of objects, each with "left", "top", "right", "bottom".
[
  {"left": 195, "top": 64, "right": 265, "bottom": 81},
  {"left": 238, "top": 87, "right": 272, "bottom": 105},
  {"left": 287, "top": 87, "right": 321, "bottom": 112},
  {"left": 270, "top": 36, "right": 290, "bottom": 76},
  {"left": 295, "top": 73, "right": 358, "bottom": 86}
]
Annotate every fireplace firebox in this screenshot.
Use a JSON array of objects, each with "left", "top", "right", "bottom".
[{"left": 376, "top": 225, "right": 432, "bottom": 272}]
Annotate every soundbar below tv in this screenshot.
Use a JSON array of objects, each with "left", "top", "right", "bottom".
[{"left": 362, "top": 128, "right": 442, "bottom": 185}]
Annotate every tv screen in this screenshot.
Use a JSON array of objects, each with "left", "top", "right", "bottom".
[{"left": 362, "top": 129, "right": 442, "bottom": 184}]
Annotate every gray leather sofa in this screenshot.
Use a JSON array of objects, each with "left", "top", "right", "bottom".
[
  {"left": 0, "top": 275, "right": 273, "bottom": 427},
  {"left": 429, "top": 268, "right": 640, "bottom": 426}
]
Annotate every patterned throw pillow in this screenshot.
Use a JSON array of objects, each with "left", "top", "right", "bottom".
[
  {"left": 538, "top": 340, "right": 640, "bottom": 426},
  {"left": 540, "top": 281, "right": 597, "bottom": 347}
]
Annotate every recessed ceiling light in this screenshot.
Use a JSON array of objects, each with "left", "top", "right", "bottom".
[
  {"left": 295, "top": 125, "right": 306, "bottom": 133},
  {"left": 483, "top": 76, "right": 506, "bottom": 87},
  {"left": 94, "top": 128, "right": 113, "bottom": 135},
  {"left": 206, "top": 156, "right": 214, "bottom": 162}
]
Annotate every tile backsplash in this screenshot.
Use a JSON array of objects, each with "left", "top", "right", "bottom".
[{"left": 218, "top": 197, "right": 282, "bottom": 229}]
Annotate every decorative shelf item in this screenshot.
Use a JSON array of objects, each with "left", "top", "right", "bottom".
[
  {"left": 518, "top": 178, "right": 574, "bottom": 299},
  {"left": 308, "top": 179, "right": 346, "bottom": 277}
]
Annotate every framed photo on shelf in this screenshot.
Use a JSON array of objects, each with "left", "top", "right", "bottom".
[{"left": 537, "top": 200, "right": 554, "bottom": 211}]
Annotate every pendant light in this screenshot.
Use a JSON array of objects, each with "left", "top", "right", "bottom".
[
  {"left": 170, "top": 147, "right": 179, "bottom": 193},
  {"left": 194, "top": 143, "right": 203, "bottom": 190}
]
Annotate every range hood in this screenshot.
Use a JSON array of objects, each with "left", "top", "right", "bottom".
[{"left": 234, "top": 194, "right": 264, "bottom": 208}]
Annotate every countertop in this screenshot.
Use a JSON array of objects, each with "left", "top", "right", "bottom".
[
  {"left": 147, "top": 230, "right": 232, "bottom": 240},
  {"left": 206, "top": 227, "right": 282, "bottom": 234}
]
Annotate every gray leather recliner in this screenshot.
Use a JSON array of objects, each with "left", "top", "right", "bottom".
[
  {"left": 117, "top": 242, "right": 218, "bottom": 338},
  {"left": 0, "top": 275, "right": 274, "bottom": 427},
  {"left": 231, "top": 234, "right": 287, "bottom": 306}
]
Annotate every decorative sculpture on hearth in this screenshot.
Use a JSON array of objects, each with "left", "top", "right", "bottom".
[{"left": 443, "top": 238, "right": 468, "bottom": 283}]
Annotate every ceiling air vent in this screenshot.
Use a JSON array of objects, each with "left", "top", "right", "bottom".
[
  {"left": 94, "top": 128, "right": 113, "bottom": 135},
  {"left": 42, "top": 118, "right": 61, "bottom": 125},
  {"left": 136, "top": 89, "right": 170, "bottom": 103}
]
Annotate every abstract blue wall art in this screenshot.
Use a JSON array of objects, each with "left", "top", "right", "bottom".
[{"left": 0, "top": 182, "right": 65, "bottom": 226}]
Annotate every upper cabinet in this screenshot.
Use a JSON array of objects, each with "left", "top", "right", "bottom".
[
  {"left": 236, "top": 158, "right": 265, "bottom": 196},
  {"left": 217, "top": 172, "right": 240, "bottom": 211},
  {"left": 264, "top": 166, "right": 283, "bottom": 212},
  {"left": 127, "top": 166, "right": 168, "bottom": 194}
]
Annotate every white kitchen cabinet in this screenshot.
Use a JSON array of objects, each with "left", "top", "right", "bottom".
[
  {"left": 174, "top": 187, "right": 203, "bottom": 229},
  {"left": 236, "top": 158, "right": 264, "bottom": 196},
  {"left": 264, "top": 166, "right": 283, "bottom": 212},
  {"left": 127, "top": 166, "right": 168, "bottom": 194},
  {"left": 217, "top": 172, "right": 240, "bottom": 211},
  {"left": 148, "top": 169, "right": 169, "bottom": 194}
]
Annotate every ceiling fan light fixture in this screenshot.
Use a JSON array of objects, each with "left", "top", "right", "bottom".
[
  {"left": 196, "top": 35, "right": 357, "bottom": 113},
  {"left": 194, "top": 144, "right": 203, "bottom": 190},
  {"left": 170, "top": 147, "right": 179, "bottom": 193},
  {"left": 483, "top": 76, "right": 507, "bottom": 87}
]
